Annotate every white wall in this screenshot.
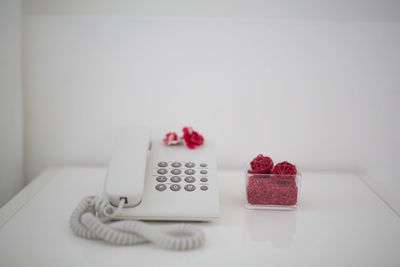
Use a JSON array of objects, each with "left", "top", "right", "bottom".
[
  {"left": 22, "top": 1, "right": 400, "bottom": 210},
  {"left": 0, "top": 0, "right": 24, "bottom": 207}
]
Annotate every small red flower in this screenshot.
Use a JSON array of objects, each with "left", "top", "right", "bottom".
[
  {"left": 249, "top": 154, "right": 274, "bottom": 174},
  {"left": 163, "top": 132, "right": 181, "bottom": 146},
  {"left": 182, "top": 127, "right": 204, "bottom": 149},
  {"left": 272, "top": 161, "right": 297, "bottom": 175}
]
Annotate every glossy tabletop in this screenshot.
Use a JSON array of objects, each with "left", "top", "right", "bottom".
[{"left": 0, "top": 167, "right": 399, "bottom": 266}]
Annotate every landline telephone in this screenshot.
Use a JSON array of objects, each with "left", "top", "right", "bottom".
[
  {"left": 104, "top": 126, "right": 220, "bottom": 221},
  {"left": 70, "top": 126, "right": 219, "bottom": 250}
]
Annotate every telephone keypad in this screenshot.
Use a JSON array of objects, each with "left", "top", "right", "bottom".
[
  {"left": 184, "top": 184, "right": 196, "bottom": 192},
  {"left": 184, "top": 176, "right": 195, "bottom": 183},
  {"left": 158, "top": 162, "right": 168, "bottom": 167},
  {"left": 157, "top": 169, "right": 168, "bottom": 175},
  {"left": 154, "top": 161, "right": 209, "bottom": 192},
  {"left": 171, "top": 169, "right": 181, "bottom": 175},
  {"left": 170, "top": 184, "right": 181, "bottom": 191},
  {"left": 156, "top": 176, "right": 167, "bottom": 182},
  {"left": 171, "top": 162, "right": 181, "bottom": 168},
  {"left": 170, "top": 176, "right": 182, "bottom": 183},
  {"left": 185, "top": 169, "right": 195, "bottom": 175},
  {"left": 156, "top": 184, "right": 167, "bottom": 191}
]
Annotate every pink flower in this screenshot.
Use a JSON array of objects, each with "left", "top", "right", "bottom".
[
  {"left": 248, "top": 154, "right": 274, "bottom": 174},
  {"left": 163, "top": 132, "right": 181, "bottom": 146},
  {"left": 182, "top": 127, "right": 204, "bottom": 149},
  {"left": 272, "top": 161, "right": 297, "bottom": 175}
]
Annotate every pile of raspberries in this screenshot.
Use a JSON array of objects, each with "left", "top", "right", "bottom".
[{"left": 247, "top": 154, "right": 298, "bottom": 206}]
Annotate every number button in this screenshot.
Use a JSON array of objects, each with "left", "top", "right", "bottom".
[
  {"left": 157, "top": 169, "right": 168, "bottom": 175},
  {"left": 170, "top": 184, "right": 181, "bottom": 191},
  {"left": 184, "top": 176, "right": 196, "bottom": 183},
  {"left": 200, "top": 170, "right": 208, "bottom": 175},
  {"left": 171, "top": 162, "right": 181, "bottom": 168},
  {"left": 156, "top": 184, "right": 167, "bottom": 191},
  {"left": 156, "top": 176, "right": 167, "bottom": 182},
  {"left": 158, "top": 162, "right": 168, "bottom": 167},
  {"left": 185, "top": 162, "right": 195, "bottom": 168},
  {"left": 185, "top": 169, "right": 195, "bottom": 175},
  {"left": 171, "top": 169, "right": 181, "bottom": 175},
  {"left": 184, "top": 184, "right": 196, "bottom": 192},
  {"left": 170, "top": 176, "right": 181, "bottom": 183}
]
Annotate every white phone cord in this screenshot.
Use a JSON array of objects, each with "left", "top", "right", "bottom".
[{"left": 70, "top": 196, "right": 205, "bottom": 250}]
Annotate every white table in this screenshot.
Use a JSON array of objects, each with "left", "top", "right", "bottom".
[{"left": 1, "top": 167, "right": 399, "bottom": 267}]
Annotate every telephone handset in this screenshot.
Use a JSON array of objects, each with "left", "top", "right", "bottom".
[
  {"left": 104, "top": 126, "right": 220, "bottom": 221},
  {"left": 104, "top": 126, "right": 150, "bottom": 208}
]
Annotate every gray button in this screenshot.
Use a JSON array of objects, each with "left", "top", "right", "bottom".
[
  {"left": 200, "top": 177, "right": 208, "bottom": 182},
  {"left": 200, "top": 185, "right": 208, "bottom": 191},
  {"left": 158, "top": 162, "right": 168, "bottom": 167},
  {"left": 200, "top": 170, "right": 208, "bottom": 175},
  {"left": 156, "top": 176, "right": 167, "bottom": 182},
  {"left": 171, "top": 169, "right": 181, "bottom": 175},
  {"left": 200, "top": 163, "right": 207, "bottom": 167},
  {"left": 184, "top": 184, "right": 196, "bottom": 192},
  {"left": 185, "top": 169, "right": 195, "bottom": 175},
  {"left": 156, "top": 184, "right": 167, "bottom": 191},
  {"left": 170, "top": 184, "right": 181, "bottom": 191},
  {"left": 185, "top": 176, "right": 196, "bottom": 183},
  {"left": 185, "top": 162, "right": 195, "bottom": 168},
  {"left": 171, "top": 162, "right": 181, "bottom": 168},
  {"left": 170, "top": 176, "right": 181, "bottom": 183},
  {"left": 157, "top": 169, "right": 168, "bottom": 175}
]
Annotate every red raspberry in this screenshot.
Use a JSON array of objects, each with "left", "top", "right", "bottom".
[
  {"left": 272, "top": 161, "right": 297, "bottom": 175},
  {"left": 249, "top": 154, "right": 273, "bottom": 174}
]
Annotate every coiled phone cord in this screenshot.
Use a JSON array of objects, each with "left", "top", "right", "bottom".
[{"left": 70, "top": 196, "right": 205, "bottom": 250}]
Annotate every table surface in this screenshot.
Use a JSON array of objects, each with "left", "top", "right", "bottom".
[{"left": 0, "top": 167, "right": 399, "bottom": 267}]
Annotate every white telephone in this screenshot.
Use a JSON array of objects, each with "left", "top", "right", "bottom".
[
  {"left": 70, "top": 126, "right": 219, "bottom": 250},
  {"left": 104, "top": 126, "right": 220, "bottom": 221}
]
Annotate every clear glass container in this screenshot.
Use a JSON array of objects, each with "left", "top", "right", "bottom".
[{"left": 245, "top": 169, "right": 301, "bottom": 210}]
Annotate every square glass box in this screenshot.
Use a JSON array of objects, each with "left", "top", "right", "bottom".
[{"left": 245, "top": 169, "right": 301, "bottom": 210}]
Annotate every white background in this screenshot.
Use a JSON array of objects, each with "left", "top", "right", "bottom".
[
  {"left": 0, "top": 0, "right": 23, "bottom": 207},
  {"left": 1, "top": 0, "right": 400, "bottom": 210}
]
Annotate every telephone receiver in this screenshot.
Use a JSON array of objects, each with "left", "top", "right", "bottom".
[
  {"left": 105, "top": 127, "right": 150, "bottom": 208},
  {"left": 103, "top": 126, "right": 220, "bottom": 221}
]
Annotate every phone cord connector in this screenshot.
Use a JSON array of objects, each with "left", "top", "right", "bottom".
[{"left": 70, "top": 196, "right": 205, "bottom": 250}]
